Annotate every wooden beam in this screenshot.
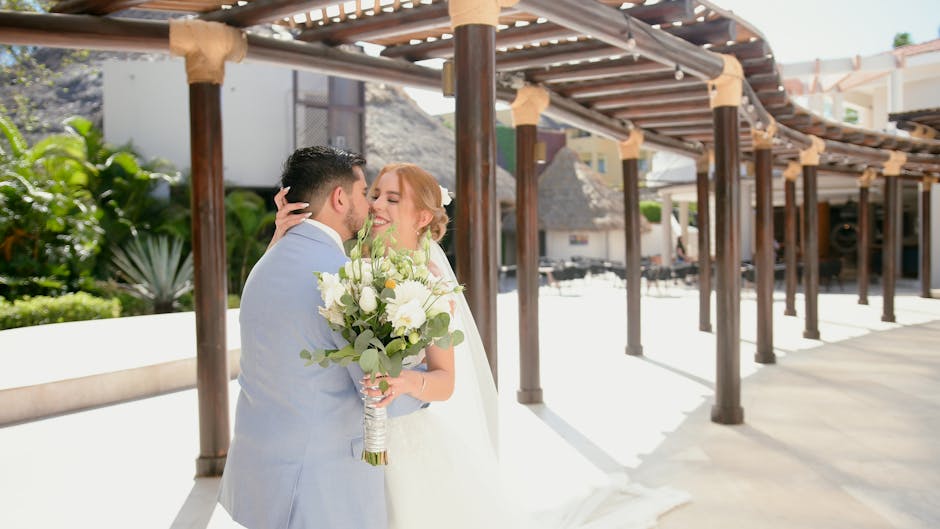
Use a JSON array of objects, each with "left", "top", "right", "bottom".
[
  {"left": 201, "top": 0, "right": 337, "bottom": 28},
  {"left": 667, "top": 18, "right": 737, "bottom": 46},
  {"left": 611, "top": 99, "right": 711, "bottom": 120},
  {"left": 623, "top": 156, "right": 643, "bottom": 355},
  {"left": 921, "top": 182, "right": 933, "bottom": 298},
  {"left": 383, "top": 21, "right": 578, "bottom": 60},
  {"left": 858, "top": 185, "right": 870, "bottom": 305},
  {"left": 496, "top": 39, "right": 615, "bottom": 71},
  {"left": 696, "top": 159, "right": 712, "bottom": 332},
  {"left": 527, "top": 57, "right": 670, "bottom": 84},
  {"left": 516, "top": 123, "right": 542, "bottom": 403},
  {"left": 516, "top": 0, "right": 725, "bottom": 80},
  {"left": 621, "top": 0, "right": 696, "bottom": 26},
  {"left": 189, "top": 82, "right": 230, "bottom": 477},
  {"left": 382, "top": 16, "right": 735, "bottom": 62},
  {"left": 455, "top": 23, "right": 499, "bottom": 384},
  {"left": 711, "top": 39, "right": 772, "bottom": 60},
  {"left": 712, "top": 104, "right": 744, "bottom": 425},
  {"left": 297, "top": 2, "right": 452, "bottom": 43},
  {"left": 754, "top": 146, "right": 776, "bottom": 364},
  {"left": 784, "top": 177, "right": 798, "bottom": 316},
  {"left": 882, "top": 175, "right": 898, "bottom": 322},
  {"left": 802, "top": 164, "right": 821, "bottom": 339},
  {"left": 51, "top": 0, "right": 150, "bottom": 15},
  {"left": 565, "top": 73, "right": 700, "bottom": 99},
  {"left": 589, "top": 86, "right": 708, "bottom": 111},
  {"left": 632, "top": 114, "right": 713, "bottom": 129}
]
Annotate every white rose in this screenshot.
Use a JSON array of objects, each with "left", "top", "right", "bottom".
[
  {"left": 319, "top": 273, "right": 347, "bottom": 308},
  {"left": 318, "top": 305, "right": 345, "bottom": 327},
  {"left": 359, "top": 286, "right": 378, "bottom": 313},
  {"left": 344, "top": 261, "right": 374, "bottom": 284},
  {"left": 387, "top": 298, "right": 427, "bottom": 331}
]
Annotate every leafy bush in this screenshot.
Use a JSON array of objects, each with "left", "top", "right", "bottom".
[
  {"left": 0, "top": 292, "right": 120, "bottom": 330},
  {"left": 0, "top": 115, "right": 104, "bottom": 298},
  {"left": 639, "top": 200, "right": 662, "bottom": 223},
  {"left": 225, "top": 190, "right": 275, "bottom": 295},
  {"left": 177, "top": 292, "right": 241, "bottom": 312}
]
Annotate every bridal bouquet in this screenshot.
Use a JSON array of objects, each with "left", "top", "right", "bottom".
[{"left": 301, "top": 218, "right": 464, "bottom": 465}]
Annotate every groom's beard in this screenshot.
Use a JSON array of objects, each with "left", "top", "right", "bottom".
[{"left": 344, "top": 203, "right": 365, "bottom": 239}]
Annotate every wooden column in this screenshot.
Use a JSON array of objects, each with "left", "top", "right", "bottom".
[
  {"left": 170, "top": 20, "right": 245, "bottom": 477},
  {"left": 511, "top": 85, "right": 548, "bottom": 404},
  {"left": 451, "top": 0, "right": 505, "bottom": 384},
  {"left": 857, "top": 168, "right": 876, "bottom": 305},
  {"left": 709, "top": 55, "right": 743, "bottom": 425},
  {"left": 753, "top": 122, "right": 777, "bottom": 364},
  {"left": 621, "top": 130, "right": 644, "bottom": 356},
  {"left": 800, "top": 136, "right": 825, "bottom": 340},
  {"left": 922, "top": 177, "right": 934, "bottom": 299},
  {"left": 881, "top": 152, "right": 907, "bottom": 322},
  {"left": 696, "top": 152, "right": 712, "bottom": 332},
  {"left": 783, "top": 161, "right": 800, "bottom": 316}
]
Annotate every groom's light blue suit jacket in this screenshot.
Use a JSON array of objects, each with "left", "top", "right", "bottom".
[{"left": 219, "top": 222, "right": 425, "bottom": 529}]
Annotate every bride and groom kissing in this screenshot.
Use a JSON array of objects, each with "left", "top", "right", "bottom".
[
  {"left": 217, "top": 145, "right": 686, "bottom": 529},
  {"left": 218, "top": 145, "right": 511, "bottom": 529}
]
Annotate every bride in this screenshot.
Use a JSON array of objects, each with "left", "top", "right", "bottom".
[{"left": 269, "top": 162, "right": 687, "bottom": 529}]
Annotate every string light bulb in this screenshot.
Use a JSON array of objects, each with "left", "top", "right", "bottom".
[{"left": 674, "top": 64, "right": 684, "bottom": 80}]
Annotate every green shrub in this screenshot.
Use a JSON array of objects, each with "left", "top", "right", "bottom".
[
  {"left": 177, "top": 292, "right": 241, "bottom": 311},
  {"left": 639, "top": 200, "right": 662, "bottom": 223},
  {"left": 0, "top": 292, "right": 120, "bottom": 330}
]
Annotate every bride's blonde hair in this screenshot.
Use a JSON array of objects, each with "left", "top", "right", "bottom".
[{"left": 372, "top": 163, "right": 450, "bottom": 242}]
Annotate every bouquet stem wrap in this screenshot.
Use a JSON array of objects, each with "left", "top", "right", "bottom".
[{"left": 362, "top": 382, "right": 389, "bottom": 465}]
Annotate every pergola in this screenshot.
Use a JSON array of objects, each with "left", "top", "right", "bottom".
[{"left": 4, "top": 0, "right": 938, "bottom": 477}]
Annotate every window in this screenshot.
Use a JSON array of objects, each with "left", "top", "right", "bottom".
[{"left": 597, "top": 155, "right": 607, "bottom": 173}]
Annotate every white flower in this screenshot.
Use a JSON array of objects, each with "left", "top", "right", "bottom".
[
  {"left": 359, "top": 286, "right": 378, "bottom": 313},
  {"left": 439, "top": 185, "right": 452, "bottom": 207},
  {"left": 428, "top": 294, "right": 452, "bottom": 318},
  {"left": 387, "top": 298, "right": 427, "bottom": 332},
  {"left": 319, "top": 272, "right": 347, "bottom": 308},
  {"left": 318, "top": 305, "right": 345, "bottom": 327},
  {"left": 344, "top": 260, "right": 374, "bottom": 284},
  {"left": 386, "top": 280, "right": 432, "bottom": 331}
]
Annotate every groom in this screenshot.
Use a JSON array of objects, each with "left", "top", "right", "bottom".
[{"left": 219, "top": 146, "right": 426, "bottom": 529}]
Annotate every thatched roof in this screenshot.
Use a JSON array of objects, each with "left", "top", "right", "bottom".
[
  {"left": 514, "top": 147, "right": 625, "bottom": 231},
  {"left": 364, "top": 83, "right": 515, "bottom": 204}
]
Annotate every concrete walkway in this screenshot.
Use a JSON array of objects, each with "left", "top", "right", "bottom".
[{"left": 0, "top": 278, "right": 937, "bottom": 528}]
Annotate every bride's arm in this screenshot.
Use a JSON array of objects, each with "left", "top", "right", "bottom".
[{"left": 365, "top": 343, "right": 455, "bottom": 408}]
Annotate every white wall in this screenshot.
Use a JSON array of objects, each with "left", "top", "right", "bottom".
[
  {"left": 545, "top": 229, "right": 624, "bottom": 261},
  {"left": 103, "top": 59, "right": 294, "bottom": 188},
  {"left": 905, "top": 77, "right": 940, "bottom": 113}
]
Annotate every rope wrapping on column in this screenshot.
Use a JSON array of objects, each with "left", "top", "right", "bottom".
[
  {"left": 449, "top": 0, "right": 518, "bottom": 28},
  {"left": 170, "top": 19, "right": 246, "bottom": 84}
]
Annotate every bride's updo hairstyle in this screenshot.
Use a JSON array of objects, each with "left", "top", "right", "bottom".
[{"left": 374, "top": 163, "right": 450, "bottom": 242}]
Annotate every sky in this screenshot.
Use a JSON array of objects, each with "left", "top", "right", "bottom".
[{"left": 401, "top": 0, "right": 940, "bottom": 115}]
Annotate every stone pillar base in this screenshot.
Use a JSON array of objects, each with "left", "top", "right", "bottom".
[
  {"left": 803, "top": 329, "right": 821, "bottom": 340},
  {"left": 625, "top": 345, "right": 643, "bottom": 356}
]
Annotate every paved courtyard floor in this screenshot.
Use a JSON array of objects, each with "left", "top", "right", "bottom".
[{"left": 1, "top": 277, "right": 937, "bottom": 528}]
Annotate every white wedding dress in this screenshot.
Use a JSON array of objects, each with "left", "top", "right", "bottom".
[{"left": 384, "top": 243, "right": 688, "bottom": 529}]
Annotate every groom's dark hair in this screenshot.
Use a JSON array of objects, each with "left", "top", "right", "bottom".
[{"left": 281, "top": 145, "right": 366, "bottom": 216}]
